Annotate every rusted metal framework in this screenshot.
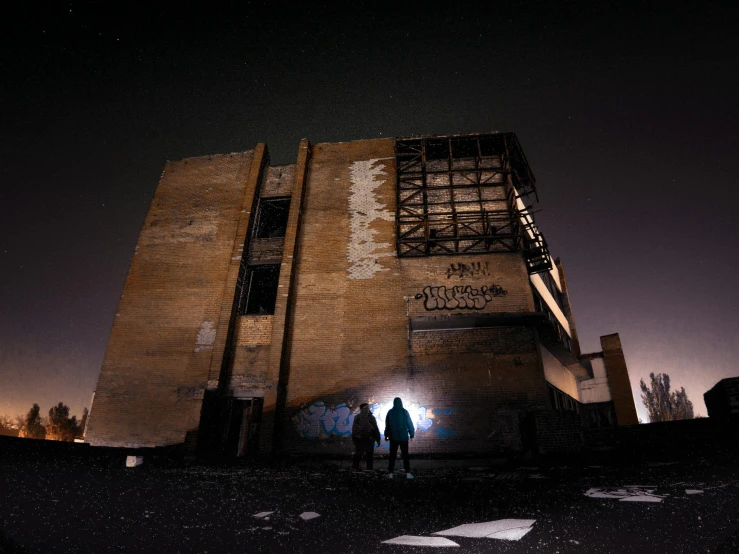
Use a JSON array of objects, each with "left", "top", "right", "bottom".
[{"left": 395, "top": 132, "right": 552, "bottom": 274}]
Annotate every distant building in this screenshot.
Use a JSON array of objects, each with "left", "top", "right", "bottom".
[
  {"left": 704, "top": 377, "right": 739, "bottom": 419},
  {"left": 84, "top": 133, "right": 638, "bottom": 457}
]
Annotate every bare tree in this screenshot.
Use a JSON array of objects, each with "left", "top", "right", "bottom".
[
  {"left": 640, "top": 373, "right": 694, "bottom": 422},
  {"left": 46, "top": 402, "right": 79, "bottom": 442},
  {"left": 18, "top": 403, "right": 46, "bottom": 439}
]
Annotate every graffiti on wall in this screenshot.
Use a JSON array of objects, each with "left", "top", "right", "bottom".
[
  {"left": 415, "top": 284, "right": 507, "bottom": 311},
  {"left": 293, "top": 402, "right": 354, "bottom": 439},
  {"left": 447, "top": 261, "right": 489, "bottom": 279},
  {"left": 294, "top": 400, "right": 442, "bottom": 440}
]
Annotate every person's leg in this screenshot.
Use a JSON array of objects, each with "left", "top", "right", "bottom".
[
  {"left": 388, "top": 440, "right": 399, "bottom": 473},
  {"left": 352, "top": 440, "right": 362, "bottom": 470},
  {"left": 365, "top": 441, "right": 375, "bottom": 470},
  {"left": 400, "top": 440, "right": 410, "bottom": 473}
]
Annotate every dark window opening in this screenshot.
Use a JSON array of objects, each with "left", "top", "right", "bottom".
[
  {"left": 450, "top": 137, "right": 478, "bottom": 158},
  {"left": 538, "top": 271, "right": 566, "bottom": 313},
  {"left": 533, "top": 289, "right": 573, "bottom": 353},
  {"left": 581, "top": 402, "right": 616, "bottom": 429},
  {"left": 395, "top": 133, "right": 547, "bottom": 267},
  {"left": 240, "top": 264, "right": 280, "bottom": 315},
  {"left": 547, "top": 382, "right": 580, "bottom": 414},
  {"left": 254, "top": 198, "right": 290, "bottom": 238},
  {"left": 425, "top": 139, "right": 448, "bottom": 160}
]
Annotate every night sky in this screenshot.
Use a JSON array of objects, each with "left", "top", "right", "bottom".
[{"left": 1, "top": 2, "right": 737, "bottom": 422}]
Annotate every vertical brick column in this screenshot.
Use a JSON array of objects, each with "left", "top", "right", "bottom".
[
  {"left": 259, "top": 139, "right": 311, "bottom": 455},
  {"left": 206, "top": 144, "right": 268, "bottom": 389},
  {"left": 600, "top": 333, "right": 639, "bottom": 425}
]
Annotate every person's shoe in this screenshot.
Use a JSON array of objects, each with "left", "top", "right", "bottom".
[
  {"left": 406, "top": 473, "right": 415, "bottom": 480},
  {"left": 387, "top": 472, "right": 394, "bottom": 479}
]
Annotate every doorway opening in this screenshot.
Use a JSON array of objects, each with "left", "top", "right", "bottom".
[{"left": 223, "top": 397, "right": 264, "bottom": 457}]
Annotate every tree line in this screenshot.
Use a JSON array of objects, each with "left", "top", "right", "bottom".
[{"left": 0, "top": 403, "right": 88, "bottom": 441}]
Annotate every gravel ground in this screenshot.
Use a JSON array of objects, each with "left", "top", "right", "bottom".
[{"left": 1, "top": 443, "right": 738, "bottom": 554}]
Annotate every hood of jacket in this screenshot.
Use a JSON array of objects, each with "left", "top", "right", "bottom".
[{"left": 386, "top": 397, "right": 414, "bottom": 440}]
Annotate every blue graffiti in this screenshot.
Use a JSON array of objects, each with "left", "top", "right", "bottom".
[
  {"left": 432, "top": 424, "right": 457, "bottom": 439},
  {"left": 295, "top": 402, "right": 356, "bottom": 439},
  {"left": 295, "top": 400, "right": 455, "bottom": 440},
  {"left": 371, "top": 401, "right": 434, "bottom": 434}
]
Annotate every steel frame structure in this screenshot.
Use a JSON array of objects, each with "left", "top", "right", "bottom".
[{"left": 395, "top": 133, "right": 552, "bottom": 274}]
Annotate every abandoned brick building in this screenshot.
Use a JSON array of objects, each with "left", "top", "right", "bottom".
[{"left": 84, "top": 132, "right": 639, "bottom": 457}]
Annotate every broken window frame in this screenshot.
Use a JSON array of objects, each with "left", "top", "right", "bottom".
[
  {"left": 395, "top": 133, "right": 552, "bottom": 274},
  {"left": 253, "top": 197, "right": 291, "bottom": 239},
  {"left": 238, "top": 264, "right": 281, "bottom": 315}
]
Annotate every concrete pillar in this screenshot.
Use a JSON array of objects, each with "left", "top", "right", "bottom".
[
  {"left": 259, "top": 139, "right": 312, "bottom": 456},
  {"left": 600, "top": 333, "right": 639, "bottom": 425}
]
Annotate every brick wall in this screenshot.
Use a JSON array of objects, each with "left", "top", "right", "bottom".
[
  {"left": 269, "top": 138, "right": 549, "bottom": 455},
  {"left": 248, "top": 238, "right": 284, "bottom": 263},
  {"left": 236, "top": 316, "right": 273, "bottom": 346},
  {"left": 85, "top": 152, "right": 256, "bottom": 447},
  {"left": 262, "top": 164, "right": 295, "bottom": 198},
  {"left": 534, "top": 410, "right": 584, "bottom": 453}
]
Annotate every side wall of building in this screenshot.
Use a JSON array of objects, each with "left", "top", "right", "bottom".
[{"left": 85, "top": 152, "right": 256, "bottom": 447}]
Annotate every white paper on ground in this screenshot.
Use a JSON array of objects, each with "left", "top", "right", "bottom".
[
  {"left": 252, "top": 512, "right": 274, "bottom": 518},
  {"left": 382, "top": 536, "right": 460, "bottom": 547},
  {"left": 489, "top": 527, "right": 534, "bottom": 540},
  {"left": 299, "top": 512, "right": 320, "bottom": 521},
  {"left": 586, "top": 488, "right": 629, "bottom": 499},
  {"left": 585, "top": 487, "right": 663, "bottom": 501},
  {"left": 434, "top": 519, "right": 536, "bottom": 539},
  {"left": 125, "top": 456, "right": 143, "bottom": 467}
]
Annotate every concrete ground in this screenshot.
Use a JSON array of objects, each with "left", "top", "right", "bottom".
[{"left": 1, "top": 441, "right": 738, "bottom": 553}]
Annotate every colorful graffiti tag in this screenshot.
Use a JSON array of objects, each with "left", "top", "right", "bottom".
[
  {"left": 293, "top": 402, "right": 354, "bottom": 439},
  {"left": 415, "top": 284, "right": 507, "bottom": 311},
  {"left": 294, "top": 400, "right": 440, "bottom": 440},
  {"left": 369, "top": 401, "right": 434, "bottom": 436}
]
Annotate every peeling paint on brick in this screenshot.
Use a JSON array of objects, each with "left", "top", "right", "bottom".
[
  {"left": 194, "top": 321, "right": 216, "bottom": 352},
  {"left": 347, "top": 158, "right": 395, "bottom": 279}
]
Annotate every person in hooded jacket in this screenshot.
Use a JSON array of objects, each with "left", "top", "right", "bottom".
[
  {"left": 351, "top": 403, "right": 381, "bottom": 470},
  {"left": 384, "top": 397, "right": 415, "bottom": 479}
]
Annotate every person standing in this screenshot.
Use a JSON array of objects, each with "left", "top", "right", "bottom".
[
  {"left": 384, "top": 397, "right": 415, "bottom": 479},
  {"left": 351, "top": 403, "right": 381, "bottom": 470}
]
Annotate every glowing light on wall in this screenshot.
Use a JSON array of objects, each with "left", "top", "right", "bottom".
[{"left": 293, "top": 398, "right": 450, "bottom": 441}]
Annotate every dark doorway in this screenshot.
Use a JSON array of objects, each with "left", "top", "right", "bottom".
[{"left": 224, "top": 397, "right": 263, "bottom": 457}]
